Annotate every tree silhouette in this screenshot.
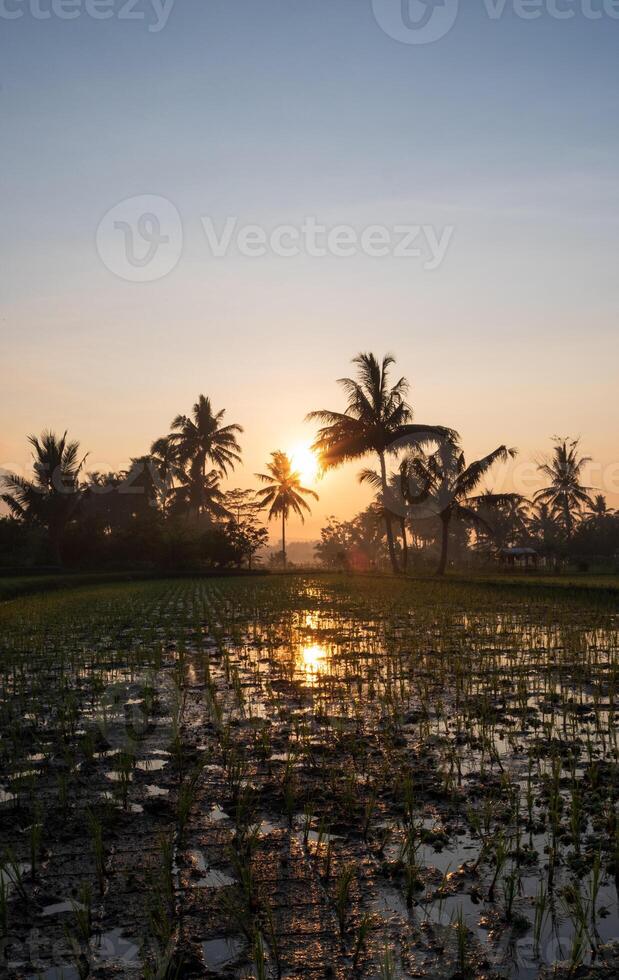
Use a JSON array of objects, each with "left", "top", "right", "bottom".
[
  {"left": 473, "top": 489, "right": 529, "bottom": 553},
  {"left": 535, "top": 438, "right": 594, "bottom": 539},
  {"left": 162, "top": 395, "right": 242, "bottom": 518},
  {"left": 149, "top": 436, "right": 183, "bottom": 515},
  {"left": 255, "top": 451, "right": 318, "bottom": 569},
  {"left": 357, "top": 467, "right": 413, "bottom": 571},
  {"left": 585, "top": 494, "right": 614, "bottom": 522},
  {"left": 308, "top": 352, "right": 455, "bottom": 573},
  {"left": 169, "top": 394, "right": 242, "bottom": 474},
  {"left": 1, "top": 431, "right": 87, "bottom": 564},
  {"left": 404, "top": 441, "right": 517, "bottom": 575},
  {"left": 170, "top": 463, "right": 230, "bottom": 520}
]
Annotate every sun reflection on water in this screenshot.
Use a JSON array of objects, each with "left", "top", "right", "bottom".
[{"left": 299, "top": 643, "right": 327, "bottom": 679}]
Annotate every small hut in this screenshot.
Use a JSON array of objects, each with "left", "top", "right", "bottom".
[{"left": 499, "top": 547, "right": 539, "bottom": 571}]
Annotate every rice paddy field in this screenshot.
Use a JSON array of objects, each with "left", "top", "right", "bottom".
[{"left": 1, "top": 573, "right": 618, "bottom": 979}]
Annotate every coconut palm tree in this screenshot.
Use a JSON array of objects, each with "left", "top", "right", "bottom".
[
  {"left": 255, "top": 451, "right": 318, "bottom": 569},
  {"left": 585, "top": 494, "right": 614, "bottom": 521},
  {"left": 149, "top": 436, "right": 184, "bottom": 515},
  {"left": 473, "top": 488, "right": 529, "bottom": 552},
  {"left": 404, "top": 441, "right": 517, "bottom": 575},
  {"left": 527, "top": 501, "right": 562, "bottom": 554},
  {"left": 1, "top": 430, "right": 87, "bottom": 564},
  {"left": 535, "top": 438, "right": 594, "bottom": 539},
  {"left": 170, "top": 462, "right": 230, "bottom": 520},
  {"left": 307, "top": 352, "right": 455, "bottom": 573},
  {"left": 165, "top": 395, "right": 242, "bottom": 519},
  {"left": 127, "top": 456, "right": 163, "bottom": 512},
  {"left": 358, "top": 466, "right": 421, "bottom": 571},
  {"left": 168, "top": 395, "right": 243, "bottom": 479}
]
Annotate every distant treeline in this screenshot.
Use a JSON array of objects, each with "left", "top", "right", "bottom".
[{"left": 2, "top": 354, "right": 617, "bottom": 575}]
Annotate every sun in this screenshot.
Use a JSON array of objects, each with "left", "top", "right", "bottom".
[{"left": 289, "top": 443, "right": 319, "bottom": 485}]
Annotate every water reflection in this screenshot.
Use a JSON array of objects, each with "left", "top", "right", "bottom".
[{"left": 299, "top": 643, "right": 327, "bottom": 679}]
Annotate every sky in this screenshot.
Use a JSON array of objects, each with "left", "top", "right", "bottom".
[{"left": 1, "top": 1, "right": 618, "bottom": 541}]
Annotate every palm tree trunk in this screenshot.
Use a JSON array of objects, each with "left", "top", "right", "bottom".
[
  {"left": 563, "top": 500, "right": 573, "bottom": 540},
  {"left": 200, "top": 456, "right": 206, "bottom": 518},
  {"left": 436, "top": 511, "right": 451, "bottom": 576},
  {"left": 49, "top": 523, "right": 63, "bottom": 568},
  {"left": 282, "top": 511, "right": 287, "bottom": 570},
  {"left": 379, "top": 452, "right": 400, "bottom": 574},
  {"left": 400, "top": 518, "right": 408, "bottom": 572}
]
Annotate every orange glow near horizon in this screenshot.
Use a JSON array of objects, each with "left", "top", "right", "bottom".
[{"left": 289, "top": 442, "right": 319, "bottom": 486}]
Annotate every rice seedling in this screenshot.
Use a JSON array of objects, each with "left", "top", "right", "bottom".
[
  {"left": 302, "top": 803, "right": 314, "bottom": 847},
  {"left": 1, "top": 573, "right": 617, "bottom": 978},
  {"left": 454, "top": 906, "right": 470, "bottom": 977},
  {"left": 353, "top": 912, "right": 372, "bottom": 970},
  {"left": 502, "top": 869, "right": 519, "bottom": 922},
  {"left": 379, "top": 944, "right": 397, "bottom": 980},
  {"left": 1, "top": 850, "right": 28, "bottom": 905},
  {"left": 146, "top": 834, "right": 177, "bottom": 959},
  {"left": 85, "top": 809, "right": 106, "bottom": 895},
  {"left": 70, "top": 881, "right": 93, "bottom": 945},
  {"left": 29, "top": 803, "right": 43, "bottom": 880},
  {"left": 177, "top": 762, "right": 204, "bottom": 840},
  {"left": 262, "top": 898, "right": 282, "bottom": 978},
  {"left": 0, "top": 866, "right": 9, "bottom": 935},
  {"left": 567, "top": 919, "right": 587, "bottom": 977},
  {"left": 335, "top": 864, "right": 356, "bottom": 936},
  {"left": 362, "top": 787, "right": 378, "bottom": 841},
  {"left": 487, "top": 831, "right": 508, "bottom": 902},
  {"left": 533, "top": 881, "right": 548, "bottom": 957}
]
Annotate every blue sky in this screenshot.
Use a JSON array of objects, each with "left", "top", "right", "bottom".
[{"left": 2, "top": 1, "right": 618, "bottom": 536}]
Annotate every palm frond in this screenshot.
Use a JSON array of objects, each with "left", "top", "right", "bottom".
[{"left": 455, "top": 446, "right": 516, "bottom": 498}]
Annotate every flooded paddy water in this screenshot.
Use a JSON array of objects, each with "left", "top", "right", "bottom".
[{"left": 0, "top": 574, "right": 618, "bottom": 978}]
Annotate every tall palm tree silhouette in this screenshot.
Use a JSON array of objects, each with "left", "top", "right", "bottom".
[
  {"left": 527, "top": 502, "right": 561, "bottom": 554},
  {"left": 585, "top": 494, "right": 614, "bottom": 521},
  {"left": 168, "top": 395, "right": 243, "bottom": 478},
  {"left": 166, "top": 395, "right": 242, "bottom": 517},
  {"left": 404, "top": 441, "right": 516, "bottom": 575},
  {"left": 149, "top": 436, "right": 183, "bottom": 515},
  {"left": 255, "top": 451, "right": 318, "bottom": 569},
  {"left": 1, "top": 430, "right": 87, "bottom": 564},
  {"left": 357, "top": 467, "right": 416, "bottom": 571},
  {"left": 535, "top": 438, "right": 593, "bottom": 539},
  {"left": 308, "top": 352, "right": 455, "bottom": 573},
  {"left": 171, "top": 463, "right": 229, "bottom": 519}
]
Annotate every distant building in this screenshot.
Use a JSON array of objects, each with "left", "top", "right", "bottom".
[{"left": 499, "top": 547, "right": 539, "bottom": 570}]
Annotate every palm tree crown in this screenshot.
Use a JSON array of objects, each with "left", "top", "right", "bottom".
[
  {"left": 308, "top": 353, "right": 412, "bottom": 466},
  {"left": 307, "top": 352, "right": 456, "bottom": 573},
  {"left": 1, "top": 430, "right": 87, "bottom": 563},
  {"left": 255, "top": 451, "right": 318, "bottom": 568},
  {"left": 170, "top": 463, "right": 230, "bottom": 519},
  {"left": 308, "top": 353, "right": 455, "bottom": 466},
  {"left": 168, "top": 395, "right": 243, "bottom": 477},
  {"left": 148, "top": 436, "right": 184, "bottom": 514},
  {"left": 535, "top": 438, "right": 593, "bottom": 537},
  {"left": 404, "top": 441, "right": 517, "bottom": 574},
  {"left": 586, "top": 494, "right": 614, "bottom": 520}
]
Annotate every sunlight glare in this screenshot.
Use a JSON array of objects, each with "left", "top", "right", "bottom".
[
  {"left": 300, "top": 643, "right": 327, "bottom": 678},
  {"left": 289, "top": 443, "right": 319, "bottom": 485}
]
